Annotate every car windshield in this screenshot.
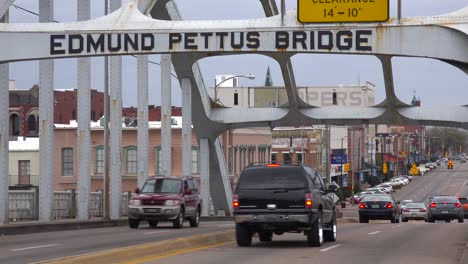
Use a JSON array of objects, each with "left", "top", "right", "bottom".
[
  {"left": 361, "top": 195, "right": 391, "bottom": 202},
  {"left": 237, "top": 167, "right": 307, "bottom": 190},
  {"left": 405, "top": 203, "right": 425, "bottom": 208},
  {"left": 140, "top": 179, "right": 181, "bottom": 193},
  {"left": 432, "top": 197, "right": 457, "bottom": 203}
]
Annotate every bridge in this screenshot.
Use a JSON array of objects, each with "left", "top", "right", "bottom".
[{"left": 0, "top": 0, "right": 466, "bottom": 227}]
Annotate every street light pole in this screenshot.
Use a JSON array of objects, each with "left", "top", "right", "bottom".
[{"left": 214, "top": 74, "right": 255, "bottom": 102}]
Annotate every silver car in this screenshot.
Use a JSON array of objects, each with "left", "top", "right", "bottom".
[
  {"left": 428, "top": 196, "right": 464, "bottom": 223},
  {"left": 402, "top": 202, "right": 428, "bottom": 222}
]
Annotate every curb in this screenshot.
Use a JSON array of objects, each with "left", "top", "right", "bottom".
[
  {"left": 0, "top": 216, "right": 233, "bottom": 236},
  {"left": 34, "top": 230, "right": 235, "bottom": 264}
]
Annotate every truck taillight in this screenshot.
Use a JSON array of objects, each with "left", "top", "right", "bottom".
[
  {"left": 305, "top": 193, "right": 313, "bottom": 208},
  {"left": 233, "top": 194, "right": 239, "bottom": 209}
]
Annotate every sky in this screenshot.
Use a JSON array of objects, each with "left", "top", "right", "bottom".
[{"left": 5, "top": 0, "right": 468, "bottom": 107}]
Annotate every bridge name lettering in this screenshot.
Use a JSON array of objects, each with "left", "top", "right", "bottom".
[{"left": 50, "top": 29, "right": 373, "bottom": 55}]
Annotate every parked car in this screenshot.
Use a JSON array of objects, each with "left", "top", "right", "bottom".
[
  {"left": 400, "top": 175, "right": 413, "bottom": 182},
  {"left": 376, "top": 183, "right": 394, "bottom": 192},
  {"left": 418, "top": 165, "right": 428, "bottom": 175},
  {"left": 458, "top": 197, "right": 468, "bottom": 219},
  {"left": 127, "top": 176, "right": 202, "bottom": 229},
  {"left": 358, "top": 194, "right": 401, "bottom": 223},
  {"left": 366, "top": 187, "right": 391, "bottom": 194},
  {"left": 428, "top": 196, "right": 464, "bottom": 223},
  {"left": 233, "top": 163, "right": 338, "bottom": 247},
  {"left": 461, "top": 158, "right": 467, "bottom": 163},
  {"left": 401, "top": 202, "right": 428, "bottom": 222}
]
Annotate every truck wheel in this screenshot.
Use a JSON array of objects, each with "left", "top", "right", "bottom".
[
  {"left": 236, "top": 224, "right": 252, "bottom": 247},
  {"left": 128, "top": 218, "right": 140, "bottom": 229},
  {"left": 148, "top": 221, "right": 158, "bottom": 228},
  {"left": 359, "top": 216, "right": 369, "bottom": 223},
  {"left": 259, "top": 231, "right": 273, "bottom": 242},
  {"left": 172, "top": 207, "right": 185, "bottom": 229},
  {"left": 323, "top": 211, "right": 337, "bottom": 242},
  {"left": 307, "top": 213, "right": 323, "bottom": 247},
  {"left": 190, "top": 207, "right": 201, "bottom": 227}
]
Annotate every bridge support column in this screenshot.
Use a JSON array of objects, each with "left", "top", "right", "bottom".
[
  {"left": 199, "top": 138, "right": 210, "bottom": 216},
  {"left": 161, "top": 55, "right": 172, "bottom": 177},
  {"left": 181, "top": 78, "right": 192, "bottom": 177},
  {"left": 0, "top": 12, "right": 8, "bottom": 224},
  {"left": 76, "top": 0, "right": 91, "bottom": 221},
  {"left": 109, "top": 0, "right": 123, "bottom": 220},
  {"left": 38, "top": 0, "right": 54, "bottom": 222},
  {"left": 137, "top": 55, "right": 149, "bottom": 188}
]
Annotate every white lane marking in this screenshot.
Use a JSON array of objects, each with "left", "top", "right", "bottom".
[
  {"left": 144, "top": 230, "right": 170, "bottom": 235},
  {"left": 397, "top": 225, "right": 402, "bottom": 227},
  {"left": 10, "top": 244, "right": 60, "bottom": 252},
  {"left": 368, "top": 231, "right": 381, "bottom": 235},
  {"left": 320, "top": 244, "right": 342, "bottom": 252}
]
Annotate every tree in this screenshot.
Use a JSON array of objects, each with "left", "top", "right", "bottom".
[{"left": 426, "top": 127, "right": 468, "bottom": 155}]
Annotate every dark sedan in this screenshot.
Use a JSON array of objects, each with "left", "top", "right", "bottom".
[
  {"left": 428, "top": 196, "right": 464, "bottom": 223},
  {"left": 359, "top": 194, "right": 401, "bottom": 223}
]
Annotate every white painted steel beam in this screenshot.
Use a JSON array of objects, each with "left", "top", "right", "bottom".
[
  {"left": 109, "top": 0, "right": 123, "bottom": 220},
  {"left": 181, "top": 77, "right": 192, "bottom": 177},
  {"left": 38, "top": 0, "right": 54, "bottom": 222},
  {"left": 0, "top": 0, "right": 14, "bottom": 19},
  {"left": 137, "top": 55, "right": 149, "bottom": 187},
  {"left": 161, "top": 55, "right": 172, "bottom": 177},
  {"left": 0, "top": 10, "right": 9, "bottom": 224},
  {"left": 76, "top": 0, "right": 91, "bottom": 220},
  {"left": 199, "top": 138, "right": 210, "bottom": 216}
]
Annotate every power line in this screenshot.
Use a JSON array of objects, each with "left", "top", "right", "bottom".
[{"left": 11, "top": 4, "right": 179, "bottom": 79}]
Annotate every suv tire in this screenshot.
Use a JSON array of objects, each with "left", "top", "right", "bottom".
[
  {"left": 259, "top": 231, "right": 273, "bottom": 242},
  {"left": 173, "top": 207, "right": 185, "bottom": 229},
  {"left": 190, "top": 207, "right": 201, "bottom": 227},
  {"left": 149, "top": 221, "right": 158, "bottom": 228},
  {"left": 128, "top": 218, "right": 140, "bottom": 229},
  {"left": 323, "top": 211, "right": 337, "bottom": 242},
  {"left": 307, "top": 213, "right": 323, "bottom": 247},
  {"left": 236, "top": 224, "right": 252, "bottom": 247}
]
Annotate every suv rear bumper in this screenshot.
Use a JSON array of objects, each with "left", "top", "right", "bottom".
[
  {"left": 234, "top": 212, "right": 318, "bottom": 225},
  {"left": 128, "top": 205, "right": 180, "bottom": 221}
]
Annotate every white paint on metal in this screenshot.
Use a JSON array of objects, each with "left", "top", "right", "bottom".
[
  {"left": 0, "top": 11, "right": 8, "bottom": 223},
  {"left": 181, "top": 77, "right": 192, "bottom": 177},
  {"left": 199, "top": 138, "right": 210, "bottom": 216},
  {"left": 0, "top": 0, "right": 14, "bottom": 19},
  {"left": 109, "top": 0, "right": 123, "bottom": 220},
  {"left": 38, "top": 0, "right": 54, "bottom": 222},
  {"left": 76, "top": 0, "right": 91, "bottom": 221},
  {"left": 161, "top": 55, "right": 172, "bottom": 177},
  {"left": 137, "top": 55, "right": 149, "bottom": 187},
  {"left": 215, "top": 138, "right": 233, "bottom": 215}
]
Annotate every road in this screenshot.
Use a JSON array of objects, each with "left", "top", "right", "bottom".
[{"left": 0, "top": 162, "right": 467, "bottom": 264}]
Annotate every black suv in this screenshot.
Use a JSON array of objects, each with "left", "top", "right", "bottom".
[{"left": 233, "top": 163, "right": 338, "bottom": 247}]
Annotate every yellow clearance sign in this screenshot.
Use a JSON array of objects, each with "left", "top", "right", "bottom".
[{"left": 298, "top": 0, "right": 389, "bottom": 23}]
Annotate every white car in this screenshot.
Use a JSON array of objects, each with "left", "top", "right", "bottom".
[
  {"left": 376, "top": 183, "right": 394, "bottom": 192},
  {"left": 418, "top": 165, "right": 428, "bottom": 175},
  {"left": 389, "top": 179, "right": 405, "bottom": 186},
  {"left": 366, "top": 187, "right": 391, "bottom": 194}
]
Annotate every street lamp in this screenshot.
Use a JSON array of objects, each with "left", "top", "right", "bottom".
[{"left": 214, "top": 74, "right": 255, "bottom": 103}]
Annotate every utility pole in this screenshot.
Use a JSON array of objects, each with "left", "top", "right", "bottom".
[{"left": 103, "top": 0, "right": 110, "bottom": 221}]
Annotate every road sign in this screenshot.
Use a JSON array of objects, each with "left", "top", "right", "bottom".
[
  {"left": 298, "top": 0, "right": 389, "bottom": 23},
  {"left": 342, "top": 175, "right": 348, "bottom": 187},
  {"left": 331, "top": 154, "right": 347, "bottom": 164}
]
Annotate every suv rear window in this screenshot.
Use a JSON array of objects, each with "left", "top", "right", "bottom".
[
  {"left": 141, "top": 179, "right": 181, "bottom": 193},
  {"left": 237, "top": 167, "right": 307, "bottom": 190}
]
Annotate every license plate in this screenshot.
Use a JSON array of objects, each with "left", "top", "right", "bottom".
[
  {"left": 372, "top": 205, "right": 380, "bottom": 209},
  {"left": 441, "top": 210, "right": 449, "bottom": 214}
]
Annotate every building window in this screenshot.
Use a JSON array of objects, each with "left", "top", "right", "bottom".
[
  {"left": 271, "top": 152, "right": 277, "bottom": 163},
  {"left": 125, "top": 146, "right": 137, "bottom": 174},
  {"left": 10, "top": 114, "right": 20, "bottom": 136},
  {"left": 192, "top": 146, "right": 200, "bottom": 174},
  {"left": 28, "top": 115, "right": 36, "bottom": 132},
  {"left": 155, "top": 146, "right": 162, "bottom": 175},
  {"left": 95, "top": 146, "right": 104, "bottom": 174},
  {"left": 332, "top": 91, "right": 337, "bottom": 105},
  {"left": 234, "top": 92, "right": 239, "bottom": 105},
  {"left": 62, "top": 148, "right": 73, "bottom": 176},
  {"left": 18, "top": 160, "right": 31, "bottom": 185},
  {"left": 297, "top": 152, "right": 303, "bottom": 164},
  {"left": 283, "top": 152, "right": 291, "bottom": 163}
]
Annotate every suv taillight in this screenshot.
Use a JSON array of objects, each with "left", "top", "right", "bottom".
[
  {"left": 305, "top": 193, "right": 313, "bottom": 208},
  {"left": 233, "top": 194, "right": 239, "bottom": 209}
]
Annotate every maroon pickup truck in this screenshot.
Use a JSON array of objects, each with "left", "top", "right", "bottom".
[{"left": 128, "top": 176, "right": 202, "bottom": 229}]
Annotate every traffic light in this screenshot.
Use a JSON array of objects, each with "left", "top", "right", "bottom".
[
  {"left": 383, "top": 163, "right": 388, "bottom": 174},
  {"left": 343, "top": 163, "right": 350, "bottom": 172}
]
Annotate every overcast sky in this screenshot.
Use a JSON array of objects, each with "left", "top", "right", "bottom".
[{"left": 6, "top": 0, "right": 468, "bottom": 107}]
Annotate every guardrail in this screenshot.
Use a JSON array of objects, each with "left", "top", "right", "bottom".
[{"left": 8, "top": 189, "right": 129, "bottom": 222}]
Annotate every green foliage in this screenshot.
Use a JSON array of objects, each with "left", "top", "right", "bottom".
[{"left": 426, "top": 127, "right": 468, "bottom": 154}]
